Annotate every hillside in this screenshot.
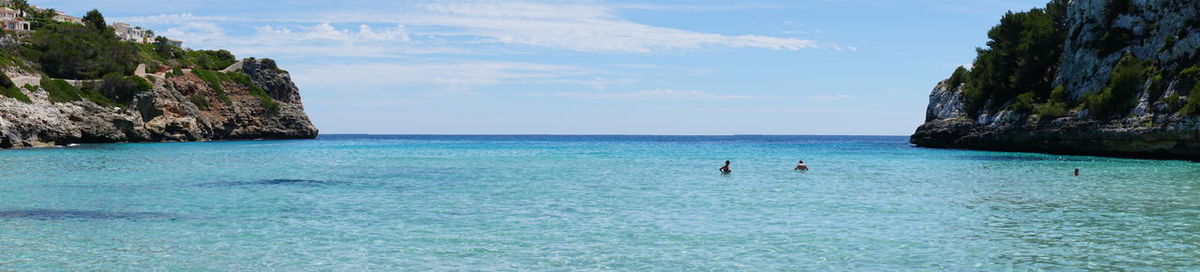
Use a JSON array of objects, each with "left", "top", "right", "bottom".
[
  {"left": 0, "top": 10, "right": 316, "bottom": 148},
  {"left": 911, "top": 0, "right": 1200, "bottom": 160}
]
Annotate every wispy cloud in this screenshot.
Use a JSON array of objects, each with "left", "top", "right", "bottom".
[
  {"left": 396, "top": 1, "right": 824, "bottom": 53},
  {"left": 561, "top": 89, "right": 755, "bottom": 100},
  {"left": 288, "top": 61, "right": 599, "bottom": 93},
  {"left": 609, "top": 3, "right": 788, "bottom": 12},
  {"left": 117, "top": 0, "right": 834, "bottom": 54}
]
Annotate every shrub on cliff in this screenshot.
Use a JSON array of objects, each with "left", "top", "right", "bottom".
[
  {"left": 947, "top": 66, "right": 968, "bottom": 89},
  {"left": 39, "top": 77, "right": 117, "bottom": 106},
  {"left": 95, "top": 73, "right": 152, "bottom": 105},
  {"left": 193, "top": 69, "right": 231, "bottom": 103},
  {"left": 1, "top": 73, "right": 31, "bottom": 103},
  {"left": 27, "top": 21, "right": 138, "bottom": 79},
  {"left": 0, "top": 72, "right": 13, "bottom": 89},
  {"left": 1009, "top": 92, "right": 1038, "bottom": 112},
  {"left": 1180, "top": 64, "right": 1200, "bottom": 115},
  {"left": 228, "top": 72, "right": 279, "bottom": 114},
  {"left": 40, "top": 78, "right": 82, "bottom": 103},
  {"left": 186, "top": 50, "right": 237, "bottom": 71},
  {"left": 1182, "top": 87, "right": 1200, "bottom": 116},
  {"left": 189, "top": 95, "right": 210, "bottom": 111},
  {"left": 1034, "top": 86, "right": 1070, "bottom": 118},
  {"left": 1084, "top": 54, "right": 1151, "bottom": 118}
]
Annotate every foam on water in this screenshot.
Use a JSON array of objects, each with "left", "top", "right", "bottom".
[{"left": 0, "top": 135, "right": 1197, "bottom": 270}]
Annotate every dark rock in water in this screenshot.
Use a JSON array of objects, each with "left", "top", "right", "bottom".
[
  {"left": 912, "top": 0, "right": 1200, "bottom": 160},
  {"left": 0, "top": 209, "right": 175, "bottom": 220},
  {"left": 200, "top": 179, "right": 345, "bottom": 187}
]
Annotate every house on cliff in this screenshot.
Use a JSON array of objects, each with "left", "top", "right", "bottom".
[
  {"left": 52, "top": 10, "right": 82, "bottom": 25},
  {"left": 113, "top": 22, "right": 152, "bottom": 43},
  {"left": 0, "top": 7, "right": 30, "bottom": 32}
]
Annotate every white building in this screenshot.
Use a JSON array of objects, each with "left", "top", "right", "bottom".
[
  {"left": 112, "top": 22, "right": 152, "bottom": 43},
  {"left": 0, "top": 7, "right": 30, "bottom": 32},
  {"left": 52, "top": 10, "right": 82, "bottom": 25}
]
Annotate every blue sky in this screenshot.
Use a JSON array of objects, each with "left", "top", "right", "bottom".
[{"left": 36, "top": 0, "right": 1047, "bottom": 135}]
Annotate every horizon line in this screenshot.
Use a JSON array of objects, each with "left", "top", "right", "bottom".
[{"left": 317, "top": 133, "right": 910, "bottom": 137}]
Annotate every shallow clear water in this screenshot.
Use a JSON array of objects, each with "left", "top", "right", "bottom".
[{"left": 0, "top": 135, "right": 1197, "bottom": 270}]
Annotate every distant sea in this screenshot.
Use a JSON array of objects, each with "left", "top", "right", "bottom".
[{"left": 0, "top": 135, "right": 1197, "bottom": 270}]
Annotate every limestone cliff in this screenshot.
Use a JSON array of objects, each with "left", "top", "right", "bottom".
[
  {"left": 912, "top": 0, "right": 1200, "bottom": 160},
  {"left": 0, "top": 58, "right": 318, "bottom": 148}
]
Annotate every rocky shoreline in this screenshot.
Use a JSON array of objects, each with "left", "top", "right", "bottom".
[
  {"left": 911, "top": 0, "right": 1200, "bottom": 160},
  {"left": 0, "top": 58, "right": 318, "bottom": 149}
]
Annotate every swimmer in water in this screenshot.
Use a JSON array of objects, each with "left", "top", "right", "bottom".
[
  {"left": 794, "top": 160, "right": 809, "bottom": 171},
  {"left": 719, "top": 160, "right": 732, "bottom": 174},
  {"left": 1074, "top": 168, "right": 1080, "bottom": 176}
]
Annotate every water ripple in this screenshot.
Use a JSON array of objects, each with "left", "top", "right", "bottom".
[{"left": 0, "top": 209, "right": 176, "bottom": 220}]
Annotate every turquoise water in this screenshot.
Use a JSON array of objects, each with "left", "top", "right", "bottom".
[{"left": 0, "top": 135, "right": 1197, "bottom": 270}]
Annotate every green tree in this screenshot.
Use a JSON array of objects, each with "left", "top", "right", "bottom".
[
  {"left": 83, "top": 9, "right": 107, "bottom": 32},
  {"left": 947, "top": 66, "right": 969, "bottom": 89},
  {"left": 29, "top": 22, "right": 139, "bottom": 79},
  {"left": 961, "top": 0, "right": 1069, "bottom": 115},
  {"left": 10, "top": 0, "right": 29, "bottom": 16}
]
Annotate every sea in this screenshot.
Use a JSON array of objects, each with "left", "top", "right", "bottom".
[{"left": 0, "top": 135, "right": 1197, "bottom": 270}]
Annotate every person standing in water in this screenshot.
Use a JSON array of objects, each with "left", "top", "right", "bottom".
[
  {"left": 719, "top": 161, "right": 732, "bottom": 174},
  {"left": 795, "top": 160, "right": 809, "bottom": 171}
]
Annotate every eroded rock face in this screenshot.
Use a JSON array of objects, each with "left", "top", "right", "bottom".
[
  {"left": 925, "top": 81, "right": 967, "bottom": 122},
  {"left": 911, "top": 0, "right": 1200, "bottom": 160},
  {"left": 0, "top": 59, "right": 318, "bottom": 149},
  {"left": 243, "top": 58, "right": 303, "bottom": 104}
]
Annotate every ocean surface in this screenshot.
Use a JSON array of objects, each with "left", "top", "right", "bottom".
[{"left": 0, "top": 135, "right": 1197, "bottom": 270}]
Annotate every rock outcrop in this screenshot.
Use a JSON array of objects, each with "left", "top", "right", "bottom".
[
  {"left": 0, "top": 58, "right": 318, "bottom": 148},
  {"left": 912, "top": 0, "right": 1200, "bottom": 160}
]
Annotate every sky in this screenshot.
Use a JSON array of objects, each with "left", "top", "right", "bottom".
[{"left": 34, "top": 0, "right": 1049, "bottom": 135}]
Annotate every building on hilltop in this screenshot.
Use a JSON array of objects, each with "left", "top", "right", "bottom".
[
  {"left": 0, "top": 7, "right": 30, "bottom": 32},
  {"left": 164, "top": 38, "right": 183, "bottom": 48},
  {"left": 52, "top": 10, "right": 82, "bottom": 25},
  {"left": 113, "top": 22, "right": 152, "bottom": 43}
]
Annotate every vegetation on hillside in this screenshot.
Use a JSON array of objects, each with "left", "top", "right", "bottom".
[
  {"left": 0, "top": 72, "right": 32, "bottom": 103},
  {"left": 958, "top": 0, "right": 1069, "bottom": 116},
  {"left": 1180, "top": 64, "right": 1200, "bottom": 115},
  {"left": 39, "top": 77, "right": 117, "bottom": 106},
  {"left": 27, "top": 20, "right": 139, "bottom": 79},
  {"left": 192, "top": 69, "right": 280, "bottom": 114},
  {"left": 1083, "top": 54, "right": 1153, "bottom": 117},
  {"left": 950, "top": 0, "right": 1200, "bottom": 119},
  {"left": 0, "top": 8, "right": 282, "bottom": 111}
]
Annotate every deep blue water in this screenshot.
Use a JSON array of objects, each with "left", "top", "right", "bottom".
[{"left": 0, "top": 135, "right": 1197, "bottom": 270}]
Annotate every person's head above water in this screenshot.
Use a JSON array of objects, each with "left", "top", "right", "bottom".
[
  {"left": 798, "top": 160, "right": 805, "bottom": 164},
  {"left": 725, "top": 160, "right": 730, "bottom": 165}
]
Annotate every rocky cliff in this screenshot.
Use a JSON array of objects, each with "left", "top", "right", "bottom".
[
  {"left": 0, "top": 58, "right": 318, "bottom": 148},
  {"left": 912, "top": 0, "right": 1200, "bottom": 160}
]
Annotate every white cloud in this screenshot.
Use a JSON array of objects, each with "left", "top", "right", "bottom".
[
  {"left": 253, "top": 23, "right": 410, "bottom": 43},
  {"left": 393, "top": 0, "right": 823, "bottom": 53},
  {"left": 288, "top": 61, "right": 598, "bottom": 93},
  {"left": 117, "top": 0, "right": 832, "bottom": 54},
  {"left": 561, "top": 89, "right": 754, "bottom": 100}
]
